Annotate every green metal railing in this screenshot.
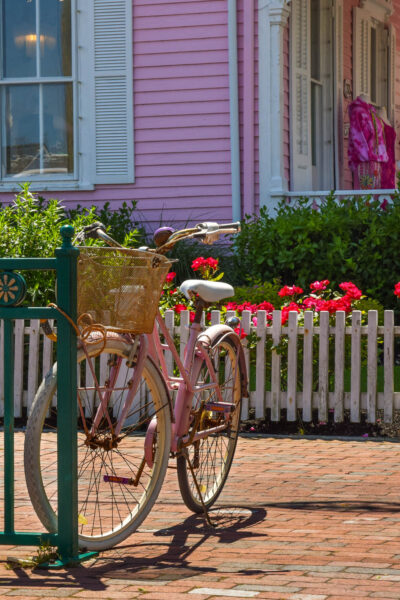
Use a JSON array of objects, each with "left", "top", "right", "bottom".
[{"left": 0, "top": 225, "right": 97, "bottom": 566}]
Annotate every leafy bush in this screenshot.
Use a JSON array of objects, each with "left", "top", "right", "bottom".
[
  {"left": 233, "top": 193, "right": 400, "bottom": 310},
  {"left": 0, "top": 184, "right": 145, "bottom": 305}
]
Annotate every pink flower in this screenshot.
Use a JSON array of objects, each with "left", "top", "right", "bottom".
[
  {"left": 394, "top": 282, "right": 400, "bottom": 297},
  {"left": 310, "top": 280, "right": 330, "bottom": 292},
  {"left": 338, "top": 282, "right": 362, "bottom": 300},
  {"left": 166, "top": 271, "right": 176, "bottom": 283},
  {"left": 278, "top": 285, "right": 303, "bottom": 297}
]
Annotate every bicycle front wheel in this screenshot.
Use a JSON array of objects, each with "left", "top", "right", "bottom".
[
  {"left": 24, "top": 338, "right": 171, "bottom": 551},
  {"left": 177, "top": 334, "right": 243, "bottom": 513}
]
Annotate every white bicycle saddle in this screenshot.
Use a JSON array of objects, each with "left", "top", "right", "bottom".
[{"left": 180, "top": 279, "right": 234, "bottom": 303}]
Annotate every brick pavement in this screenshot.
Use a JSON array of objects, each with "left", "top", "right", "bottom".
[{"left": 1, "top": 433, "right": 400, "bottom": 599}]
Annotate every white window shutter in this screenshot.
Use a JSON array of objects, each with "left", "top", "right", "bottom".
[
  {"left": 92, "top": 0, "right": 134, "bottom": 183},
  {"left": 388, "top": 24, "right": 396, "bottom": 122},
  {"left": 290, "top": 0, "right": 312, "bottom": 190},
  {"left": 353, "top": 7, "right": 371, "bottom": 100}
]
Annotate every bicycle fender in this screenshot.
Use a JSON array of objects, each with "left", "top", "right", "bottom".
[{"left": 197, "top": 325, "right": 249, "bottom": 398}]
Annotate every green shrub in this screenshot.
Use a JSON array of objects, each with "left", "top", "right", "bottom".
[
  {"left": 233, "top": 193, "right": 400, "bottom": 310},
  {"left": 0, "top": 184, "right": 145, "bottom": 305}
]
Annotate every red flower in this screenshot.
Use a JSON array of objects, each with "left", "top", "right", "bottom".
[
  {"left": 303, "top": 297, "right": 329, "bottom": 312},
  {"left": 225, "top": 301, "right": 238, "bottom": 311},
  {"left": 338, "top": 282, "right": 362, "bottom": 300},
  {"left": 166, "top": 272, "right": 176, "bottom": 283},
  {"left": 278, "top": 285, "right": 303, "bottom": 297},
  {"left": 191, "top": 257, "right": 206, "bottom": 271},
  {"left": 206, "top": 257, "right": 219, "bottom": 270},
  {"left": 234, "top": 325, "right": 248, "bottom": 339},
  {"left": 236, "top": 301, "right": 257, "bottom": 314},
  {"left": 281, "top": 302, "right": 300, "bottom": 324},
  {"left": 257, "top": 301, "right": 274, "bottom": 312},
  {"left": 174, "top": 304, "right": 187, "bottom": 314},
  {"left": 329, "top": 296, "right": 352, "bottom": 313},
  {"left": 395, "top": 282, "right": 400, "bottom": 298},
  {"left": 310, "top": 280, "right": 330, "bottom": 292},
  {"left": 191, "top": 256, "right": 219, "bottom": 272}
]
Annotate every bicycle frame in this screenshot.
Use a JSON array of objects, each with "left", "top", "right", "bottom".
[{"left": 81, "top": 305, "right": 240, "bottom": 457}]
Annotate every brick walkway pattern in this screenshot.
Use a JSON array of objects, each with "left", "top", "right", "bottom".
[{"left": 1, "top": 433, "right": 400, "bottom": 599}]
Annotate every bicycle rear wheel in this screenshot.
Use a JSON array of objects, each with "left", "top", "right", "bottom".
[
  {"left": 177, "top": 335, "right": 243, "bottom": 513},
  {"left": 24, "top": 337, "right": 171, "bottom": 551}
]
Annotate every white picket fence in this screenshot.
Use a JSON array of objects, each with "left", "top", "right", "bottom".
[{"left": 2, "top": 309, "right": 400, "bottom": 423}]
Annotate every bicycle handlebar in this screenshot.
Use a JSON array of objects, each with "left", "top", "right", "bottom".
[{"left": 74, "top": 220, "right": 240, "bottom": 253}]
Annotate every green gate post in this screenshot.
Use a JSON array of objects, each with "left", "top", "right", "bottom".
[
  {"left": 3, "top": 318, "right": 14, "bottom": 535},
  {"left": 55, "top": 225, "right": 79, "bottom": 561},
  {"left": 53, "top": 225, "right": 97, "bottom": 565},
  {"left": 0, "top": 226, "right": 97, "bottom": 565}
]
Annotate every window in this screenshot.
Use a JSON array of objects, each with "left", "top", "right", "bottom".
[
  {"left": 290, "top": 0, "right": 336, "bottom": 191},
  {"left": 353, "top": 1, "right": 395, "bottom": 118},
  {"left": 0, "top": 0, "right": 134, "bottom": 190},
  {"left": 1, "top": 0, "right": 74, "bottom": 180}
]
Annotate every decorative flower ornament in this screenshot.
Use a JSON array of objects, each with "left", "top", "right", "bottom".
[{"left": 0, "top": 271, "right": 27, "bottom": 306}]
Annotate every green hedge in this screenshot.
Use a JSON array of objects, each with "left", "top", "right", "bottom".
[
  {"left": 0, "top": 184, "right": 145, "bottom": 305},
  {"left": 233, "top": 193, "right": 400, "bottom": 310}
]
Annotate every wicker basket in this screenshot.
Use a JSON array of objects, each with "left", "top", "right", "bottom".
[{"left": 77, "top": 247, "right": 171, "bottom": 333}]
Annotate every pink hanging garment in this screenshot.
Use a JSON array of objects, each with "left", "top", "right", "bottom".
[
  {"left": 380, "top": 122, "right": 396, "bottom": 189},
  {"left": 348, "top": 97, "right": 388, "bottom": 186}
]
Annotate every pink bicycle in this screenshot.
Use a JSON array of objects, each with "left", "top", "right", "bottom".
[{"left": 24, "top": 221, "right": 248, "bottom": 550}]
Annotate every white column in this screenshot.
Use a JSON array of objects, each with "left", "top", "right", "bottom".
[{"left": 258, "top": 0, "right": 291, "bottom": 212}]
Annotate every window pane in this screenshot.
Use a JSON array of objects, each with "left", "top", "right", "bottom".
[
  {"left": 2, "top": 83, "right": 73, "bottom": 177},
  {"left": 3, "top": 85, "right": 39, "bottom": 176},
  {"left": 42, "top": 83, "right": 73, "bottom": 173},
  {"left": 40, "top": 0, "right": 71, "bottom": 77},
  {"left": 2, "top": 0, "right": 37, "bottom": 78}
]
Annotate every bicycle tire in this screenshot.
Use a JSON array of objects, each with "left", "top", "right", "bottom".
[
  {"left": 176, "top": 334, "right": 243, "bottom": 513},
  {"left": 24, "top": 337, "right": 171, "bottom": 551}
]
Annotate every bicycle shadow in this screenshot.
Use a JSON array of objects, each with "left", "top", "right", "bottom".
[
  {"left": 92, "top": 504, "right": 270, "bottom": 580},
  {"left": 0, "top": 505, "right": 271, "bottom": 590}
]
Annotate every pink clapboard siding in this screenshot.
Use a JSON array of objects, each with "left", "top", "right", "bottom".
[{"left": 3, "top": 0, "right": 234, "bottom": 231}]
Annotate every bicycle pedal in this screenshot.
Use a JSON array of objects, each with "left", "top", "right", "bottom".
[
  {"left": 104, "top": 475, "right": 134, "bottom": 485},
  {"left": 204, "top": 401, "right": 235, "bottom": 413}
]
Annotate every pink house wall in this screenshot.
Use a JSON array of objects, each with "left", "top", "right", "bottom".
[{"left": 5, "top": 0, "right": 236, "bottom": 231}]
